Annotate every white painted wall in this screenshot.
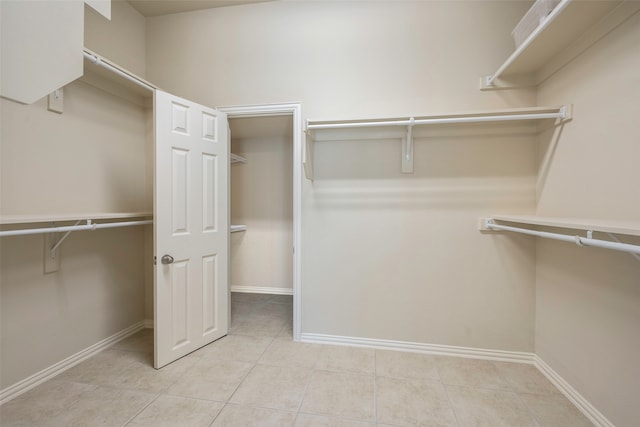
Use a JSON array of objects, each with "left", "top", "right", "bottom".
[
  {"left": 147, "top": 1, "right": 539, "bottom": 351},
  {"left": 0, "top": 1, "right": 149, "bottom": 390},
  {"left": 230, "top": 118, "right": 293, "bottom": 293},
  {"left": 535, "top": 11, "right": 640, "bottom": 427},
  {"left": 84, "top": 0, "right": 146, "bottom": 78}
]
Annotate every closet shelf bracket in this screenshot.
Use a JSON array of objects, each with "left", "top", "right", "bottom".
[
  {"left": 49, "top": 220, "right": 82, "bottom": 258},
  {"left": 401, "top": 118, "right": 415, "bottom": 173}
]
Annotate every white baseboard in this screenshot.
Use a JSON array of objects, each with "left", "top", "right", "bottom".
[
  {"left": 534, "top": 355, "right": 614, "bottom": 427},
  {"left": 0, "top": 324, "right": 614, "bottom": 427},
  {"left": 301, "top": 333, "right": 612, "bottom": 427},
  {"left": 231, "top": 285, "right": 293, "bottom": 295},
  {"left": 300, "top": 333, "right": 535, "bottom": 363},
  {"left": 0, "top": 320, "right": 147, "bottom": 405}
]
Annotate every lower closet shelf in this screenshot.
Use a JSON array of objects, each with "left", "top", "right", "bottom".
[{"left": 230, "top": 225, "right": 247, "bottom": 233}]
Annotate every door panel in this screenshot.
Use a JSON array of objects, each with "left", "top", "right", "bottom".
[{"left": 154, "top": 90, "right": 229, "bottom": 368}]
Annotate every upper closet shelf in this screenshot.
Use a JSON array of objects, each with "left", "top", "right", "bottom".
[
  {"left": 304, "top": 106, "right": 570, "bottom": 180},
  {"left": 480, "top": 215, "right": 640, "bottom": 237},
  {"left": 230, "top": 225, "right": 247, "bottom": 233},
  {"left": 0, "top": 212, "right": 153, "bottom": 225},
  {"left": 479, "top": 215, "right": 640, "bottom": 258},
  {"left": 482, "top": 0, "right": 634, "bottom": 89}
]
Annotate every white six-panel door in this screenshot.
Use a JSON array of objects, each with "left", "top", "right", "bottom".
[{"left": 154, "top": 90, "right": 229, "bottom": 369}]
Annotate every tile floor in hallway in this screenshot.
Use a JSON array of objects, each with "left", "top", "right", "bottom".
[{"left": 0, "top": 293, "right": 593, "bottom": 426}]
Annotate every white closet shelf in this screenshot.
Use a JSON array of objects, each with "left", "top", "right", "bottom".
[
  {"left": 0, "top": 212, "right": 153, "bottom": 225},
  {"left": 482, "top": 0, "right": 634, "bottom": 89},
  {"left": 480, "top": 215, "right": 640, "bottom": 237},
  {"left": 231, "top": 153, "right": 247, "bottom": 164},
  {"left": 304, "top": 106, "right": 570, "bottom": 180},
  {"left": 230, "top": 225, "right": 247, "bottom": 233}
]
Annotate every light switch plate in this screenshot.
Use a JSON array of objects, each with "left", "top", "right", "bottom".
[
  {"left": 44, "top": 234, "right": 60, "bottom": 273},
  {"left": 48, "top": 88, "right": 64, "bottom": 114}
]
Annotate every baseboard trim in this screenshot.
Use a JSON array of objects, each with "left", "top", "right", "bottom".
[
  {"left": 300, "top": 333, "right": 535, "bottom": 363},
  {"left": 0, "top": 324, "right": 614, "bottom": 426},
  {"left": 0, "top": 320, "right": 147, "bottom": 405},
  {"left": 231, "top": 285, "right": 293, "bottom": 295},
  {"left": 534, "top": 355, "right": 614, "bottom": 427},
  {"left": 300, "top": 333, "right": 612, "bottom": 426}
]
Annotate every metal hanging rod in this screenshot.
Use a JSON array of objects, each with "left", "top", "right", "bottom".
[
  {"left": 83, "top": 50, "right": 155, "bottom": 92},
  {"left": 0, "top": 219, "right": 153, "bottom": 238},
  {"left": 306, "top": 108, "right": 567, "bottom": 131},
  {"left": 482, "top": 219, "right": 640, "bottom": 256}
]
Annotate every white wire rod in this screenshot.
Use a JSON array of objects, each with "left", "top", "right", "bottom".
[
  {"left": 486, "top": 0, "right": 572, "bottom": 86},
  {"left": 83, "top": 51, "right": 154, "bottom": 92},
  {"left": 0, "top": 220, "right": 153, "bottom": 237},
  {"left": 307, "top": 111, "right": 565, "bottom": 131},
  {"left": 487, "top": 222, "right": 640, "bottom": 256},
  {"left": 607, "top": 233, "right": 640, "bottom": 262}
]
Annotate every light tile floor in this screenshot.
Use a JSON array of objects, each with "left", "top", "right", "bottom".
[{"left": 0, "top": 293, "right": 593, "bottom": 426}]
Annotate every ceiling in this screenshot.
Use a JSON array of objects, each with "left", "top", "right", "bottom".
[{"left": 127, "top": 0, "right": 274, "bottom": 17}]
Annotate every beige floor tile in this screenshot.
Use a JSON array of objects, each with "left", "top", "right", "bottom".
[
  {"left": 269, "top": 294, "right": 294, "bottom": 304},
  {"left": 494, "top": 362, "right": 561, "bottom": 395},
  {"left": 376, "top": 376, "right": 458, "bottom": 427},
  {"left": 211, "top": 404, "right": 296, "bottom": 426},
  {"left": 127, "top": 395, "right": 224, "bottom": 427},
  {"left": 259, "top": 339, "right": 321, "bottom": 369},
  {"left": 0, "top": 380, "right": 97, "bottom": 427},
  {"left": 294, "top": 413, "right": 375, "bottom": 426},
  {"left": 314, "top": 344, "right": 375, "bottom": 374},
  {"left": 300, "top": 370, "right": 375, "bottom": 421},
  {"left": 436, "top": 356, "right": 510, "bottom": 389},
  {"left": 375, "top": 349, "right": 440, "bottom": 381},
  {"left": 195, "top": 335, "right": 273, "bottom": 363},
  {"left": 277, "top": 318, "right": 294, "bottom": 339},
  {"left": 49, "top": 385, "right": 155, "bottom": 426},
  {"left": 231, "top": 292, "right": 274, "bottom": 304},
  {"left": 520, "top": 392, "right": 593, "bottom": 427},
  {"left": 55, "top": 349, "right": 138, "bottom": 386},
  {"left": 167, "top": 358, "right": 253, "bottom": 402},
  {"left": 447, "top": 385, "right": 539, "bottom": 427},
  {"left": 230, "top": 364, "right": 311, "bottom": 410},
  {"left": 110, "top": 353, "right": 200, "bottom": 394},
  {"left": 111, "top": 328, "right": 154, "bottom": 353},
  {"left": 258, "top": 302, "right": 293, "bottom": 319},
  {"left": 230, "top": 316, "right": 287, "bottom": 337}
]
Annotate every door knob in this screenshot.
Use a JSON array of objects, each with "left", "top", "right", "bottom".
[{"left": 161, "top": 254, "right": 174, "bottom": 265}]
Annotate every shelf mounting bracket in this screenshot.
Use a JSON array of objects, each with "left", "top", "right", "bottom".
[{"left": 401, "top": 117, "right": 415, "bottom": 173}]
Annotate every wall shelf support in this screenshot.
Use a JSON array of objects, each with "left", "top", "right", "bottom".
[{"left": 401, "top": 118, "right": 415, "bottom": 173}]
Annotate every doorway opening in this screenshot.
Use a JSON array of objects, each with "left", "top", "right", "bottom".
[{"left": 219, "top": 103, "right": 302, "bottom": 341}]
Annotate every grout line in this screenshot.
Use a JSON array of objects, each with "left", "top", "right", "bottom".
[
  {"left": 117, "top": 390, "right": 162, "bottom": 426},
  {"left": 208, "top": 401, "right": 228, "bottom": 427}
]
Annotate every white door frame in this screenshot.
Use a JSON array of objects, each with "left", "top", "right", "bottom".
[{"left": 218, "top": 102, "right": 302, "bottom": 341}]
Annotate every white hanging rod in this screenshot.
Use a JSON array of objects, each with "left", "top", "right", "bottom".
[
  {"left": 0, "top": 219, "right": 153, "bottom": 238},
  {"left": 484, "top": 220, "right": 640, "bottom": 256},
  {"left": 83, "top": 50, "right": 155, "bottom": 92},
  {"left": 306, "top": 109, "right": 566, "bottom": 131}
]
